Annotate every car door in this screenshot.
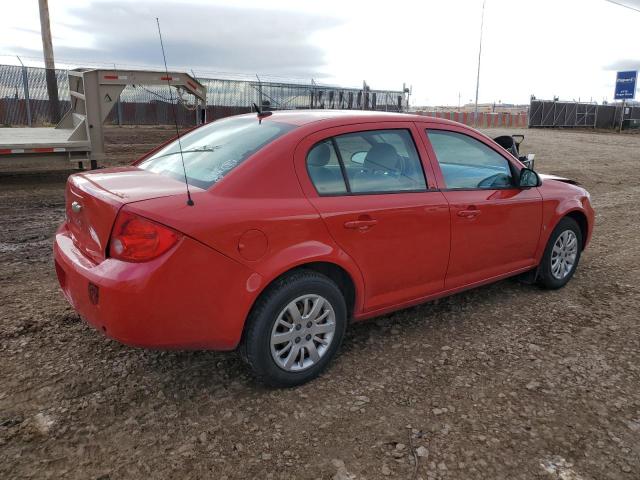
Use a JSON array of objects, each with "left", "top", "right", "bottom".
[
  {"left": 294, "top": 122, "right": 450, "bottom": 313},
  {"left": 420, "top": 124, "right": 542, "bottom": 290}
]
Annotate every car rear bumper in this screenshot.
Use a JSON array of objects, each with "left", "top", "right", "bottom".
[{"left": 53, "top": 224, "right": 261, "bottom": 350}]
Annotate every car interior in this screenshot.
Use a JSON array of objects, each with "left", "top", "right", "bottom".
[
  {"left": 307, "top": 130, "right": 426, "bottom": 194},
  {"left": 427, "top": 130, "right": 514, "bottom": 189},
  {"left": 307, "top": 141, "right": 347, "bottom": 194},
  {"left": 307, "top": 129, "right": 524, "bottom": 194}
]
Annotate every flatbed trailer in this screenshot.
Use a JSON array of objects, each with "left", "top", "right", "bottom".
[
  {"left": 0, "top": 127, "right": 91, "bottom": 166},
  {"left": 0, "top": 68, "right": 206, "bottom": 169}
]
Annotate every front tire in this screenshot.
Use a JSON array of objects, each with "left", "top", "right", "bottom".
[
  {"left": 241, "top": 270, "right": 347, "bottom": 387},
  {"left": 538, "top": 217, "right": 582, "bottom": 289}
]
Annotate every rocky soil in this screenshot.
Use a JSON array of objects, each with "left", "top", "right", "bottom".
[{"left": 1, "top": 125, "right": 639, "bottom": 479}]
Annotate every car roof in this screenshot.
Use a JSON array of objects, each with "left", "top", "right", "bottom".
[{"left": 236, "top": 110, "right": 460, "bottom": 128}]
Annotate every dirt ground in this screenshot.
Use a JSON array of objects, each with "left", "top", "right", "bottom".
[{"left": 1, "top": 125, "right": 639, "bottom": 480}]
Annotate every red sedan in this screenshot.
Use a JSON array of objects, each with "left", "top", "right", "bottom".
[{"left": 54, "top": 111, "right": 594, "bottom": 387}]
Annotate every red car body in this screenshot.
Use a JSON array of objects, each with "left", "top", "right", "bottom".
[{"left": 54, "top": 111, "right": 594, "bottom": 351}]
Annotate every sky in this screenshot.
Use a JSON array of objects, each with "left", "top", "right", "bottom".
[{"left": 1, "top": 0, "right": 639, "bottom": 106}]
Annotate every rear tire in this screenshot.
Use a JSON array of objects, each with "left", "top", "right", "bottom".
[
  {"left": 538, "top": 217, "right": 582, "bottom": 289},
  {"left": 241, "top": 270, "right": 347, "bottom": 387}
]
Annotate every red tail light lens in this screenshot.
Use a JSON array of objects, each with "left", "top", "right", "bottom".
[{"left": 109, "top": 210, "right": 180, "bottom": 262}]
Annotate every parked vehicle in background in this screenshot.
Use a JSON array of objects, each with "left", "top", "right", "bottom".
[{"left": 54, "top": 111, "right": 594, "bottom": 387}]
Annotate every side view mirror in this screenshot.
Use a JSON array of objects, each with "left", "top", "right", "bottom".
[{"left": 518, "top": 168, "right": 541, "bottom": 188}]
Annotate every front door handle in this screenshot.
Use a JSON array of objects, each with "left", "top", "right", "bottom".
[
  {"left": 457, "top": 208, "right": 481, "bottom": 219},
  {"left": 344, "top": 218, "right": 378, "bottom": 230}
]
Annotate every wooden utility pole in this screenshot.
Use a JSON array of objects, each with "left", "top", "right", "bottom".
[{"left": 38, "top": 0, "right": 60, "bottom": 123}]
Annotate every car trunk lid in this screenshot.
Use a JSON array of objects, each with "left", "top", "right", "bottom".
[{"left": 64, "top": 167, "right": 198, "bottom": 263}]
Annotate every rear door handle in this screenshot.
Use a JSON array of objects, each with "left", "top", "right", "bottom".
[
  {"left": 344, "top": 218, "right": 378, "bottom": 230},
  {"left": 457, "top": 208, "right": 481, "bottom": 218}
]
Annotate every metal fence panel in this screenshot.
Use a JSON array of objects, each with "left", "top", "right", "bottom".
[
  {"left": 0, "top": 64, "right": 405, "bottom": 127},
  {"left": 528, "top": 99, "right": 638, "bottom": 129}
]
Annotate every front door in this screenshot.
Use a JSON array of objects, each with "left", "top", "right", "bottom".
[
  {"left": 422, "top": 127, "right": 542, "bottom": 289},
  {"left": 295, "top": 123, "right": 451, "bottom": 313}
]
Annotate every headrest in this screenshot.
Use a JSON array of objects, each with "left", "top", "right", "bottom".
[
  {"left": 308, "top": 142, "right": 331, "bottom": 167},
  {"left": 364, "top": 143, "right": 399, "bottom": 171}
]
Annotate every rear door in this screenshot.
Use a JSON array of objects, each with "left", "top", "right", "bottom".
[
  {"left": 419, "top": 124, "right": 542, "bottom": 289},
  {"left": 295, "top": 122, "right": 450, "bottom": 313}
]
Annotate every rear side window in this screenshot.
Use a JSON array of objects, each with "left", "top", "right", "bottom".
[
  {"left": 138, "top": 116, "right": 296, "bottom": 189},
  {"left": 306, "top": 140, "right": 348, "bottom": 195},
  {"left": 306, "top": 129, "right": 427, "bottom": 195},
  {"left": 427, "top": 130, "right": 513, "bottom": 189}
]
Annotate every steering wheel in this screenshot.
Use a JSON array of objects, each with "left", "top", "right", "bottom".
[{"left": 478, "top": 173, "right": 511, "bottom": 188}]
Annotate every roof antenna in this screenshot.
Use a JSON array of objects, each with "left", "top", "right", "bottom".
[
  {"left": 156, "top": 17, "right": 194, "bottom": 206},
  {"left": 252, "top": 102, "right": 272, "bottom": 124}
]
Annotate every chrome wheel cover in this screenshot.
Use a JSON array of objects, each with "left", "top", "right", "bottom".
[
  {"left": 270, "top": 294, "right": 336, "bottom": 372},
  {"left": 551, "top": 230, "right": 578, "bottom": 280}
]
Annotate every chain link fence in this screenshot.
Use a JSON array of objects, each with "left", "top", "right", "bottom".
[
  {"left": 0, "top": 65, "right": 70, "bottom": 126},
  {"left": 0, "top": 64, "right": 405, "bottom": 127}
]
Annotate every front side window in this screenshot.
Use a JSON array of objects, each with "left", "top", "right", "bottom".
[
  {"left": 306, "top": 129, "right": 427, "bottom": 195},
  {"left": 426, "top": 130, "right": 513, "bottom": 189},
  {"left": 138, "top": 116, "right": 296, "bottom": 189}
]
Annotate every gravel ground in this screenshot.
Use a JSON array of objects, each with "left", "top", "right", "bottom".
[{"left": 1, "top": 125, "right": 639, "bottom": 479}]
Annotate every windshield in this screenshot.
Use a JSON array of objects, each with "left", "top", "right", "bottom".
[{"left": 138, "top": 116, "right": 296, "bottom": 189}]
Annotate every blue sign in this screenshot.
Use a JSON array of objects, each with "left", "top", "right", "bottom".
[{"left": 614, "top": 70, "right": 637, "bottom": 100}]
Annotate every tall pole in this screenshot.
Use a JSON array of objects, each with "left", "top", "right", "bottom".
[
  {"left": 16, "top": 56, "right": 32, "bottom": 127},
  {"left": 255, "top": 74, "right": 263, "bottom": 110},
  {"left": 605, "top": 1, "right": 638, "bottom": 133},
  {"left": 474, "top": 0, "right": 486, "bottom": 127},
  {"left": 38, "top": 0, "right": 60, "bottom": 123}
]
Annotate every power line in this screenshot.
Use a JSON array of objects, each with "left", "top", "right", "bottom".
[
  {"left": 605, "top": 0, "right": 640, "bottom": 13},
  {"left": 0, "top": 54, "right": 357, "bottom": 88}
]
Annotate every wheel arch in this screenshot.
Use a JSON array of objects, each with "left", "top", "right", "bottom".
[
  {"left": 563, "top": 209, "right": 589, "bottom": 250},
  {"left": 238, "top": 259, "right": 362, "bottom": 351},
  {"left": 534, "top": 203, "right": 591, "bottom": 268},
  {"left": 255, "top": 261, "right": 359, "bottom": 317}
]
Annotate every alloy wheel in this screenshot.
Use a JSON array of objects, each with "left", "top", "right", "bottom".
[
  {"left": 550, "top": 230, "right": 578, "bottom": 280},
  {"left": 270, "top": 294, "right": 336, "bottom": 372}
]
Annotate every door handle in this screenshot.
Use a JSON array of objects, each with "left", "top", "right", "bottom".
[
  {"left": 457, "top": 208, "right": 481, "bottom": 218},
  {"left": 344, "top": 218, "right": 378, "bottom": 230}
]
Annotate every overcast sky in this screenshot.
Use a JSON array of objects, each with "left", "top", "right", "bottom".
[{"left": 1, "top": 0, "right": 639, "bottom": 105}]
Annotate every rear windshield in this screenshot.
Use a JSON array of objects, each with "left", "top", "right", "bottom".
[{"left": 138, "top": 116, "right": 296, "bottom": 189}]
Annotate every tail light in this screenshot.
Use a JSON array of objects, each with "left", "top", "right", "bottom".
[{"left": 109, "top": 210, "right": 181, "bottom": 262}]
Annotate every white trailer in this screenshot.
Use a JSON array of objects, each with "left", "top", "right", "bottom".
[{"left": 0, "top": 68, "right": 206, "bottom": 169}]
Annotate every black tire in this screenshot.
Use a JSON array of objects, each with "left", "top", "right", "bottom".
[
  {"left": 241, "top": 270, "right": 347, "bottom": 387},
  {"left": 538, "top": 217, "right": 582, "bottom": 289}
]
